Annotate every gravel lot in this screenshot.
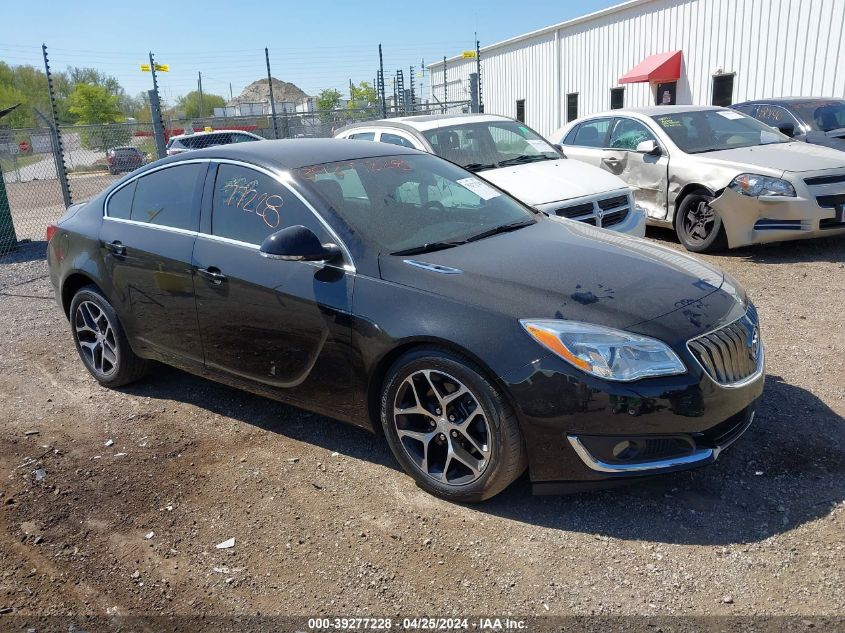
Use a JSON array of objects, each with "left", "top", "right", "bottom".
[{"left": 0, "top": 230, "right": 843, "bottom": 623}]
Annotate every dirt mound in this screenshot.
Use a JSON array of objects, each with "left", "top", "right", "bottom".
[{"left": 229, "top": 78, "right": 309, "bottom": 105}]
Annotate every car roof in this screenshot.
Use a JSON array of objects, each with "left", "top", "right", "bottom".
[
  {"left": 734, "top": 97, "right": 845, "bottom": 106},
  {"left": 338, "top": 113, "right": 514, "bottom": 134},
  {"left": 583, "top": 105, "right": 728, "bottom": 118},
  {"left": 146, "top": 138, "right": 421, "bottom": 172},
  {"left": 169, "top": 129, "right": 262, "bottom": 141}
]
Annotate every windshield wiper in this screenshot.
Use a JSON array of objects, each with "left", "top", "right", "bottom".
[
  {"left": 463, "top": 162, "right": 499, "bottom": 172},
  {"left": 497, "top": 154, "right": 554, "bottom": 167},
  {"left": 390, "top": 240, "right": 468, "bottom": 256},
  {"left": 465, "top": 219, "right": 535, "bottom": 243}
]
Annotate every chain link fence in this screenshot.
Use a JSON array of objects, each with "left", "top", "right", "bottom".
[{"left": 0, "top": 99, "right": 471, "bottom": 262}]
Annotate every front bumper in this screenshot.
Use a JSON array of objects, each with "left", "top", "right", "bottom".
[
  {"left": 502, "top": 336, "right": 765, "bottom": 490},
  {"left": 712, "top": 187, "right": 845, "bottom": 248}
]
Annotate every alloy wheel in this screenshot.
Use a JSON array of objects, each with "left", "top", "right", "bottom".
[
  {"left": 392, "top": 369, "right": 492, "bottom": 486},
  {"left": 74, "top": 300, "right": 119, "bottom": 378},
  {"left": 683, "top": 199, "right": 715, "bottom": 244}
]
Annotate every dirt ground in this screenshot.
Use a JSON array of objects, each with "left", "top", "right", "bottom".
[{"left": 0, "top": 229, "right": 843, "bottom": 625}]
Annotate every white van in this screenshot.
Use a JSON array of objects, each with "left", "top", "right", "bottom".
[{"left": 334, "top": 114, "right": 646, "bottom": 236}]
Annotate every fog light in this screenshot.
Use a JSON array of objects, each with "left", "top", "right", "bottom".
[{"left": 612, "top": 440, "right": 640, "bottom": 461}]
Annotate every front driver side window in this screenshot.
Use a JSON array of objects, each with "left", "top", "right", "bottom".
[
  {"left": 608, "top": 118, "right": 657, "bottom": 150},
  {"left": 211, "top": 163, "right": 323, "bottom": 245}
]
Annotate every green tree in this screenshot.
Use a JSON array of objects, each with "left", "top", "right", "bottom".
[
  {"left": 67, "top": 84, "right": 122, "bottom": 124},
  {"left": 177, "top": 90, "right": 226, "bottom": 119},
  {"left": 347, "top": 81, "right": 379, "bottom": 118},
  {"left": 316, "top": 88, "right": 342, "bottom": 111}
]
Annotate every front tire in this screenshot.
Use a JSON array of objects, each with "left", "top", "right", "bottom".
[
  {"left": 380, "top": 348, "right": 526, "bottom": 502},
  {"left": 69, "top": 285, "right": 149, "bottom": 387},
  {"left": 675, "top": 191, "right": 728, "bottom": 253}
]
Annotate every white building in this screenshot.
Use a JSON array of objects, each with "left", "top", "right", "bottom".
[{"left": 428, "top": 0, "right": 845, "bottom": 136}]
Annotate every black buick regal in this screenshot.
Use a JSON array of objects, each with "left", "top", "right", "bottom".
[{"left": 47, "top": 139, "right": 764, "bottom": 501}]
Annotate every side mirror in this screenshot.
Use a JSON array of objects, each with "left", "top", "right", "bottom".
[
  {"left": 635, "top": 139, "right": 661, "bottom": 155},
  {"left": 776, "top": 123, "right": 796, "bottom": 137},
  {"left": 259, "top": 225, "right": 340, "bottom": 262},
  {"left": 552, "top": 143, "right": 566, "bottom": 156}
]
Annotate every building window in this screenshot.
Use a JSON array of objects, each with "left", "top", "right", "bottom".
[
  {"left": 610, "top": 88, "right": 625, "bottom": 110},
  {"left": 712, "top": 74, "right": 735, "bottom": 107},
  {"left": 566, "top": 93, "right": 578, "bottom": 122},
  {"left": 515, "top": 99, "right": 526, "bottom": 123}
]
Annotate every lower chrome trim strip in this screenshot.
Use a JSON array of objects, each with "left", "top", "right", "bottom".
[{"left": 566, "top": 435, "right": 714, "bottom": 474}]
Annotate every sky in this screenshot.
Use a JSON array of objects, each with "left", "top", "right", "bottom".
[{"left": 0, "top": 0, "right": 620, "bottom": 107}]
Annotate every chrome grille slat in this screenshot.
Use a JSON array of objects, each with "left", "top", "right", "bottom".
[{"left": 687, "top": 308, "right": 762, "bottom": 386}]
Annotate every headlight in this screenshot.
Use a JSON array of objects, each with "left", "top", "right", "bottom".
[
  {"left": 520, "top": 320, "right": 686, "bottom": 382},
  {"left": 728, "top": 173, "right": 796, "bottom": 197}
]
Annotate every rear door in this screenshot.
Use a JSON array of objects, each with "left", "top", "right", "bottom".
[
  {"left": 559, "top": 117, "right": 613, "bottom": 168},
  {"left": 603, "top": 117, "right": 669, "bottom": 219},
  {"left": 192, "top": 161, "right": 355, "bottom": 410},
  {"left": 99, "top": 161, "right": 206, "bottom": 368}
]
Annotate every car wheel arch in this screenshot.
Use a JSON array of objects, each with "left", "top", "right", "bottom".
[
  {"left": 673, "top": 184, "right": 718, "bottom": 224},
  {"left": 365, "top": 337, "right": 520, "bottom": 436},
  {"left": 61, "top": 272, "right": 102, "bottom": 318}
]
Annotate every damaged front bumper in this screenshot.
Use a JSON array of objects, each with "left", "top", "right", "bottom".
[{"left": 712, "top": 187, "right": 845, "bottom": 248}]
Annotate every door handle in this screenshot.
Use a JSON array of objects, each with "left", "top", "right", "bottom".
[
  {"left": 197, "top": 266, "right": 227, "bottom": 284},
  {"left": 104, "top": 240, "right": 126, "bottom": 257},
  {"left": 602, "top": 156, "right": 621, "bottom": 165}
]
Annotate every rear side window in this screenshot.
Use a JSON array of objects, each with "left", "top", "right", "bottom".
[
  {"left": 107, "top": 181, "right": 136, "bottom": 220},
  {"left": 380, "top": 132, "right": 416, "bottom": 148},
  {"left": 212, "top": 163, "right": 321, "bottom": 245},
  {"left": 572, "top": 118, "right": 612, "bottom": 147},
  {"left": 130, "top": 164, "right": 203, "bottom": 230},
  {"left": 349, "top": 132, "right": 375, "bottom": 141}
]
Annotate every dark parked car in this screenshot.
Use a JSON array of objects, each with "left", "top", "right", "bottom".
[
  {"left": 46, "top": 139, "right": 764, "bottom": 501},
  {"left": 106, "top": 146, "right": 145, "bottom": 175},
  {"left": 733, "top": 98, "right": 845, "bottom": 151}
]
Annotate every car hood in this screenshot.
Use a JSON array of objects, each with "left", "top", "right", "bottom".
[
  {"left": 478, "top": 159, "right": 629, "bottom": 206},
  {"left": 378, "top": 217, "right": 741, "bottom": 342},
  {"left": 804, "top": 131, "right": 845, "bottom": 151},
  {"left": 696, "top": 141, "right": 845, "bottom": 176}
]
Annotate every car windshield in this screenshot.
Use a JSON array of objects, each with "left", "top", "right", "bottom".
[
  {"left": 296, "top": 153, "right": 536, "bottom": 254},
  {"left": 789, "top": 100, "right": 845, "bottom": 133},
  {"left": 651, "top": 109, "right": 790, "bottom": 153},
  {"left": 421, "top": 120, "right": 560, "bottom": 171}
]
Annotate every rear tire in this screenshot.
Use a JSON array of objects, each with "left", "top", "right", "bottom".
[
  {"left": 675, "top": 191, "right": 728, "bottom": 253},
  {"left": 380, "top": 348, "right": 526, "bottom": 502},
  {"left": 69, "top": 285, "right": 149, "bottom": 387}
]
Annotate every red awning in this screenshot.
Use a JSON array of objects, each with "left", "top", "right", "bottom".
[{"left": 619, "top": 50, "right": 682, "bottom": 84}]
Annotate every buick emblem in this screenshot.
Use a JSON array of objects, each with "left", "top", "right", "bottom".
[{"left": 749, "top": 326, "right": 760, "bottom": 362}]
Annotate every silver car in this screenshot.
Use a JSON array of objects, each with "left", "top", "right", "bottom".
[{"left": 549, "top": 106, "right": 845, "bottom": 252}]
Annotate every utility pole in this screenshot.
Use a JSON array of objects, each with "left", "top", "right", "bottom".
[
  {"left": 149, "top": 52, "right": 167, "bottom": 159},
  {"left": 378, "top": 44, "right": 387, "bottom": 118},
  {"left": 442, "top": 56, "right": 447, "bottom": 113},
  {"left": 409, "top": 66, "right": 416, "bottom": 113},
  {"left": 476, "top": 35, "right": 483, "bottom": 113},
  {"left": 197, "top": 71, "right": 205, "bottom": 119},
  {"left": 229, "top": 82, "right": 233, "bottom": 102},
  {"left": 265, "top": 47, "right": 279, "bottom": 139}
]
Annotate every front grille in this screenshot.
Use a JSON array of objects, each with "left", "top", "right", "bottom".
[
  {"left": 597, "top": 194, "right": 628, "bottom": 211},
  {"left": 687, "top": 306, "right": 762, "bottom": 386},
  {"left": 816, "top": 193, "right": 845, "bottom": 208},
  {"left": 554, "top": 193, "right": 630, "bottom": 229},
  {"left": 555, "top": 202, "right": 594, "bottom": 218},
  {"left": 804, "top": 174, "right": 845, "bottom": 186},
  {"left": 601, "top": 209, "right": 629, "bottom": 227}
]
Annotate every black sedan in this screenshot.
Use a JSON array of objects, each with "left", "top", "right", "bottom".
[{"left": 46, "top": 139, "right": 764, "bottom": 501}]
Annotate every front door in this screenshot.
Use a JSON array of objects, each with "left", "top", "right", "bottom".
[
  {"left": 192, "top": 162, "right": 355, "bottom": 411},
  {"left": 98, "top": 162, "right": 206, "bottom": 367},
  {"left": 602, "top": 117, "right": 670, "bottom": 219}
]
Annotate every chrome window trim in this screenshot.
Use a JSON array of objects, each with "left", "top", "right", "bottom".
[
  {"left": 567, "top": 435, "right": 714, "bottom": 474},
  {"left": 103, "top": 157, "right": 356, "bottom": 273},
  {"left": 686, "top": 309, "right": 765, "bottom": 389}
]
